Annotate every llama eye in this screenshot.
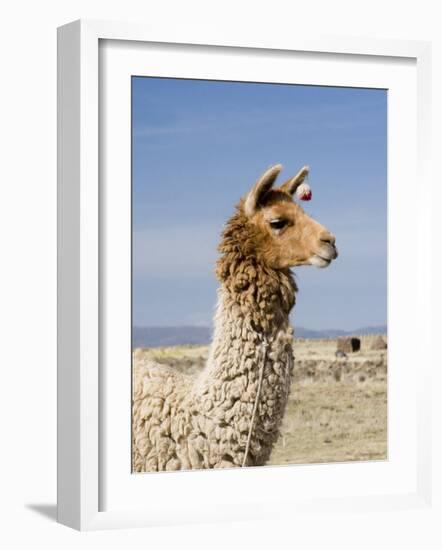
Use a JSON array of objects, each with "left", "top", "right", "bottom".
[{"left": 269, "top": 219, "right": 288, "bottom": 231}]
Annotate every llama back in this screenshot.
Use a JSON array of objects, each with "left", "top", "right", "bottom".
[{"left": 132, "top": 358, "right": 193, "bottom": 472}]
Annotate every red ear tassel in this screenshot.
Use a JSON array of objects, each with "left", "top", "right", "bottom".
[{"left": 296, "top": 182, "right": 312, "bottom": 201}]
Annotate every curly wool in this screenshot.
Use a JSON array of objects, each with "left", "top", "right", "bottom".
[{"left": 132, "top": 204, "right": 297, "bottom": 472}]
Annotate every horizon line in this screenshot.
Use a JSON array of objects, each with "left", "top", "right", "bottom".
[{"left": 133, "top": 323, "right": 388, "bottom": 331}]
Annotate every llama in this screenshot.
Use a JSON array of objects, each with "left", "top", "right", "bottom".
[{"left": 132, "top": 164, "right": 338, "bottom": 471}]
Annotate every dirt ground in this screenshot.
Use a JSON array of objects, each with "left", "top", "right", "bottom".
[{"left": 133, "top": 335, "right": 387, "bottom": 466}]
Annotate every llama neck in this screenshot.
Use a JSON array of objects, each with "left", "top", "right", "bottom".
[
  {"left": 214, "top": 204, "right": 297, "bottom": 336},
  {"left": 205, "top": 264, "right": 296, "bottom": 382},
  {"left": 192, "top": 207, "right": 297, "bottom": 466},
  {"left": 207, "top": 204, "right": 297, "bottom": 377}
]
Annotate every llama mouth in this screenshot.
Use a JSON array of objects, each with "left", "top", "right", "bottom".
[
  {"left": 310, "top": 255, "right": 332, "bottom": 268},
  {"left": 310, "top": 247, "right": 338, "bottom": 268}
]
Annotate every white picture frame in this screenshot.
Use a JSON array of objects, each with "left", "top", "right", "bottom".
[{"left": 57, "top": 19, "right": 433, "bottom": 531}]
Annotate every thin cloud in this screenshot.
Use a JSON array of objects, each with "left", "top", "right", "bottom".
[
  {"left": 133, "top": 224, "right": 220, "bottom": 279},
  {"left": 133, "top": 101, "right": 380, "bottom": 140}
]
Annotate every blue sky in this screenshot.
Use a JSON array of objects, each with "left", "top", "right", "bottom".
[{"left": 132, "top": 77, "right": 387, "bottom": 331}]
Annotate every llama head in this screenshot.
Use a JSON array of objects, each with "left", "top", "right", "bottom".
[{"left": 243, "top": 164, "right": 338, "bottom": 269}]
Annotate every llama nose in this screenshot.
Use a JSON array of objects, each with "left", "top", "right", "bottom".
[{"left": 320, "top": 232, "right": 336, "bottom": 246}]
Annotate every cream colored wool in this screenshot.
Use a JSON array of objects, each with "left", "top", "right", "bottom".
[{"left": 132, "top": 298, "right": 294, "bottom": 471}]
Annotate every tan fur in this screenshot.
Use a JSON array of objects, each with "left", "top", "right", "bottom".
[{"left": 132, "top": 165, "right": 337, "bottom": 471}]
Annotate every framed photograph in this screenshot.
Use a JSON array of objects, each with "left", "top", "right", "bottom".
[{"left": 57, "top": 19, "right": 433, "bottom": 530}]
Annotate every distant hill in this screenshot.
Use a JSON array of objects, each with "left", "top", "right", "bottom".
[
  {"left": 294, "top": 325, "right": 387, "bottom": 339},
  {"left": 132, "top": 324, "right": 387, "bottom": 348}
]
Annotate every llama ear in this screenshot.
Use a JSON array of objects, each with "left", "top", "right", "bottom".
[
  {"left": 244, "top": 164, "right": 283, "bottom": 217},
  {"left": 279, "top": 165, "right": 310, "bottom": 196}
]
